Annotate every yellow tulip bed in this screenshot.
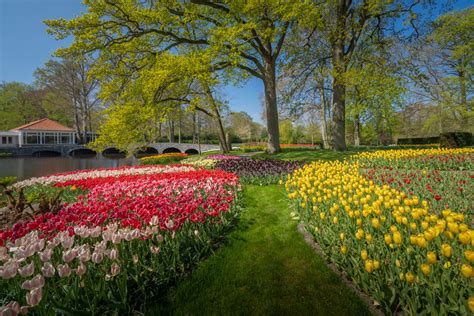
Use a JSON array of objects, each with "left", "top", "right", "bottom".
[
  {"left": 139, "top": 153, "right": 188, "bottom": 165},
  {"left": 286, "top": 149, "right": 473, "bottom": 315},
  {"left": 355, "top": 148, "right": 474, "bottom": 170}
]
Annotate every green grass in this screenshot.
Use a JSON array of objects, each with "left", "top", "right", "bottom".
[
  {"left": 255, "top": 148, "right": 357, "bottom": 162},
  {"left": 148, "top": 185, "right": 371, "bottom": 315}
]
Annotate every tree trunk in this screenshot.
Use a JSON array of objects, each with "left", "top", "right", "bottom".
[
  {"left": 202, "top": 83, "right": 230, "bottom": 153},
  {"left": 178, "top": 110, "right": 182, "bottom": 144},
  {"left": 319, "top": 86, "right": 330, "bottom": 149},
  {"left": 459, "top": 70, "right": 470, "bottom": 127},
  {"left": 263, "top": 57, "right": 281, "bottom": 153},
  {"left": 354, "top": 113, "right": 360, "bottom": 147},
  {"left": 192, "top": 112, "right": 197, "bottom": 143},
  {"left": 168, "top": 120, "right": 175, "bottom": 143},
  {"left": 331, "top": 0, "right": 347, "bottom": 151}
]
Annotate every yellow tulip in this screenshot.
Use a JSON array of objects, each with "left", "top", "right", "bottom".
[
  {"left": 441, "top": 244, "right": 452, "bottom": 257},
  {"left": 459, "top": 231, "right": 471, "bottom": 245},
  {"left": 373, "top": 260, "right": 380, "bottom": 270},
  {"left": 405, "top": 271, "right": 415, "bottom": 283},
  {"left": 459, "top": 223, "right": 468, "bottom": 232},
  {"left": 393, "top": 231, "right": 402, "bottom": 245},
  {"left": 427, "top": 252, "right": 437, "bottom": 264},
  {"left": 416, "top": 236, "right": 427, "bottom": 248},
  {"left": 469, "top": 296, "right": 474, "bottom": 313},
  {"left": 396, "top": 259, "right": 401, "bottom": 267},
  {"left": 340, "top": 245, "right": 348, "bottom": 255},
  {"left": 371, "top": 218, "right": 380, "bottom": 229},
  {"left": 365, "top": 260, "right": 374, "bottom": 273},
  {"left": 384, "top": 234, "right": 392, "bottom": 245},
  {"left": 443, "top": 261, "right": 452, "bottom": 269},
  {"left": 421, "top": 263, "right": 430, "bottom": 276},
  {"left": 461, "top": 264, "right": 473, "bottom": 278},
  {"left": 465, "top": 250, "right": 474, "bottom": 263},
  {"left": 361, "top": 249, "right": 368, "bottom": 260},
  {"left": 366, "top": 233, "right": 373, "bottom": 243}
]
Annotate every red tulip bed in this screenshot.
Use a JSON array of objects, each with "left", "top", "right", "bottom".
[{"left": 0, "top": 165, "right": 240, "bottom": 314}]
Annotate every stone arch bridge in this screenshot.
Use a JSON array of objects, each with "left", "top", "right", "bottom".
[{"left": 1, "top": 143, "right": 221, "bottom": 157}]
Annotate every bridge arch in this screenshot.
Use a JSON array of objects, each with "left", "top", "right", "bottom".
[
  {"left": 184, "top": 148, "right": 199, "bottom": 155},
  {"left": 102, "top": 148, "right": 126, "bottom": 158},
  {"left": 69, "top": 148, "right": 97, "bottom": 157},
  {"left": 162, "top": 147, "right": 181, "bottom": 154},
  {"left": 32, "top": 150, "right": 61, "bottom": 157},
  {"left": 134, "top": 147, "right": 158, "bottom": 158}
]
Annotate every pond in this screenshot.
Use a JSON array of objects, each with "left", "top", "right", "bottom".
[{"left": 0, "top": 156, "right": 138, "bottom": 180}]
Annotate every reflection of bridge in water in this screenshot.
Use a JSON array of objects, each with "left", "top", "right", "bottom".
[{"left": 2, "top": 143, "right": 221, "bottom": 157}]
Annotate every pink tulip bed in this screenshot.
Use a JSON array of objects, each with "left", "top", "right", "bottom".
[{"left": 0, "top": 165, "right": 240, "bottom": 314}]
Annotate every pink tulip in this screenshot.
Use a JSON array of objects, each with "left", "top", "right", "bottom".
[
  {"left": 61, "top": 236, "right": 74, "bottom": 249},
  {"left": 41, "top": 262, "right": 55, "bottom": 278},
  {"left": 90, "top": 227, "right": 101, "bottom": 238},
  {"left": 150, "top": 246, "right": 160, "bottom": 254},
  {"left": 0, "top": 261, "right": 19, "bottom": 279},
  {"left": 111, "top": 262, "right": 120, "bottom": 276},
  {"left": 91, "top": 252, "right": 103, "bottom": 264},
  {"left": 0, "top": 247, "right": 9, "bottom": 261},
  {"left": 0, "top": 301, "right": 20, "bottom": 316},
  {"left": 19, "top": 306, "right": 29, "bottom": 314},
  {"left": 34, "top": 239, "right": 45, "bottom": 252},
  {"left": 21, "top": 274, "right": 45, "bottom": 290},
  {"left": 18, "top": 262, "right": 34, "bottom": 277},
  {"left": 57, "top": 264, "right": 71, "bottom": 278},
  {"left": 108, "top": 249, "right": 118, "bottom": 260},
  {"left": 38, "top": 249, "right": 53, "bottom": 262},
  {"left": 165, "top": 220, "right": 174, "bottom": 230},
  {"left": 149, "top": 216, "right": 159, "bottom": 226},
  {"left": 77, "top": 245, "right": 91, "bottom": 262},
  {"left": 156, "top": 234, "right": 164, "bottom": 243},
  {"left": 25, "top": 288, "right": 42, "bottom": 306},
  {"left": 75, "top": 263, "right": 87, "bottom": 276},
  {"left": 111, "top": 234, "right": 122, "bottom": 244},
  {"left": 62, "top": 249, "right": 78, "bottom": 263}
]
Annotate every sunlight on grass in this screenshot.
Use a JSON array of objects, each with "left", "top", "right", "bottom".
[{"left": 148, "top": 185, "right": 371, "bottom": 315}]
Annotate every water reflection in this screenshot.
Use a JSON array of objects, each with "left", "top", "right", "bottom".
[{"left": 0, "top": 156, "right": 138, "bottom": 180}]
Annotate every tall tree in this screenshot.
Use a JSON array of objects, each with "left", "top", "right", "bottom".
[
  {"left": 46, "top": 0, "right": 317, "bottom": 153},
  {"left": 402, "top": 6, "right": 473, "bottom": 133},
  {"left": 35, "top": 57, "right": 100, "bottom": 142},
  {"left": 315, "top": 0, "right": 429, "bottom": 150}
]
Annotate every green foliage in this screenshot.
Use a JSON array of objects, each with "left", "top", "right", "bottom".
[
  {"left": 440, "top": 132, "right": 473, "bottom": 148},
  {"left": 45, "top": 1, "right": 320, "bottom": 153},
  {"left": 397, "top": 137, "right": 440, "bottom": 145},
  {"left": 0, "top": 82, "right": 45, "bottom": 130}
]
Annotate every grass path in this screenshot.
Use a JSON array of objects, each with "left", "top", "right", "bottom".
[{"left": 149, "top": 185, "right": 371, "bottom": 315}]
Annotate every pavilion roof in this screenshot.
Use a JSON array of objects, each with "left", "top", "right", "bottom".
[{"left": 10, "top": 118, "right": 75, "bottom": 132}]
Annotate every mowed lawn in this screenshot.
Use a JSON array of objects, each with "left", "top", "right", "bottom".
[
  {"left": 254, "top": 148, "right": 358, "bottom": 161},
  {"left": 148, "top": 185, "right": 371, "bottom": 315}
]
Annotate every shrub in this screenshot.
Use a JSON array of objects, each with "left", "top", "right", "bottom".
[
  {"left": 397, "top": 137, "right": 440, "bottom": 145},
  {"left": 440, "top": 132, "right": 473, "bottom": 148}
]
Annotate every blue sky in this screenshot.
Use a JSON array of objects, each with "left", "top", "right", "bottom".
[{"left": 0, "top": 0, "right": 471, "bottom": 123}]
